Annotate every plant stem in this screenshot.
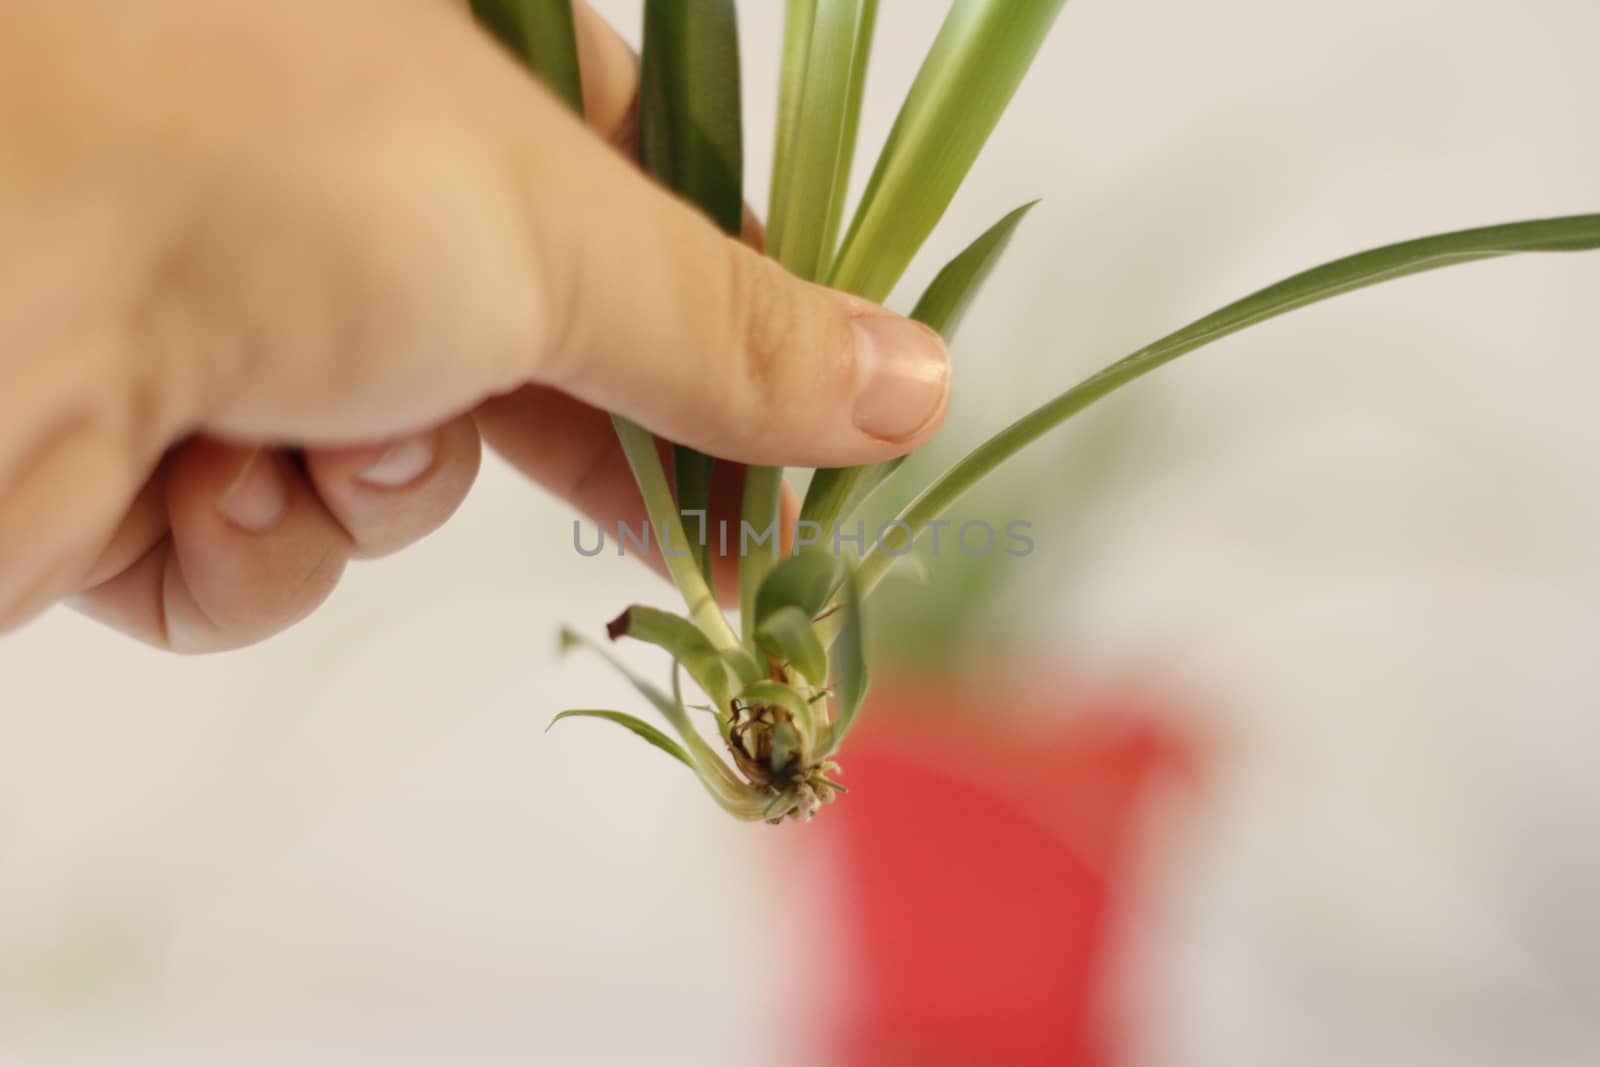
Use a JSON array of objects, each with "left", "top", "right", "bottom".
[{"left": 612, "top": 417, "right": 740, "bottom": 651}]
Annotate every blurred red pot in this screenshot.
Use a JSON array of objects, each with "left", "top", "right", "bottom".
[{"left": 811, "top": 673, "right": 1194, "bottom": 1067}]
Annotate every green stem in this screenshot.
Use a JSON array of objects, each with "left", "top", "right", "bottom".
[
  {"left": 612, "top": 417, "right": 740, "bottom": 651},
  {"left": 738, "top": 465, "right": 785, "bottom": 643}
]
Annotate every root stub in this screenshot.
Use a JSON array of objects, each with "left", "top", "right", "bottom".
[{"left": 726, "top": 699, "right": 846, "bottom": 823}]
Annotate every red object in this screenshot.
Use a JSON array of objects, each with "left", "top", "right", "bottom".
[{"left": 816, "top": 676, "right": 1193, "bottom": 1067}]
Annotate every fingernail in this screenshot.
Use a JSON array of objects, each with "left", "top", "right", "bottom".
[
  {"left": 355, "top": 431, "right": 438, "bottom": 488},
  {"left": 217, "top": 449, "right": 287, "bottom": 532},
  {"left": 849, "top": 314, "right": 951, "bottom": 442}
]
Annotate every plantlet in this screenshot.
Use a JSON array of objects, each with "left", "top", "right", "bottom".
[{"left": 473, "top": 0, "right": 1600, "bottom": 822}]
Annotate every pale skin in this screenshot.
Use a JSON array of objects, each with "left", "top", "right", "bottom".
[{"left": 0, "top": 0, "right": 951, "bottom": 651}]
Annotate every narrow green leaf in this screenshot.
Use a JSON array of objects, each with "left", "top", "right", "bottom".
[
  {"left": 859, "top": 213, "right": 1600, "bottom": 592},
  {"left": 764, "top": 791, "right": 798, "bottom": 821},
  {"left": 561, "top": 629, "right": 727, "bottom": 773},
  {"left": 721, "top": 647, "right": 766, "bottom": 689},
  {"left": 470, "top": 0, "right": 585, "bottom": 115},
  {"left": 797, "top": 463, "right": 892, "bottom": 537},
  {"left": 818, "top": 0, "right": 878, "bottom": 270},
  {"left": 738, "top": 465, "right": 787, "bottom": 643},
  {"left": 801, "top": 201, "right": 1040, "bottom": 529},
  {"left": 548, "top": 709, "right": 695, "bottom": 770},
  {"left": 767, "top": 0, "right": 878, "bottom": 280},
  {"left": 755, "top": 606, "right": 829, "bottom": 686},
  {"left": 640, "top": 0, "right": 744, "bottom": 234},
  {"left": 559, "top": 628, "right": 769, "bottom": 818},
  {"left": 559, "top": 629, "right": 697, "bottom": 741},
  {"left": 769, "top": 0, "right": 818, "bottom": 247},
  {"left": 829, "top": 0, "right": 1068, "bottom": 300},
  {"left": 820, "top": 569, "right": 868, "bottom": 757},
  {"left": 639, "top": 0, "right": 744, "bottom": 587},
  {"left": 672, "top": 449, "right": 715, "bottom": 584},
  {"left": 611, "top": 418, "right": 740, "bottom": 651},
  {"left": 752, "top": 1, "right": 872, "bottom": 641},
  {"left": 911, "top": 199, "right": 1041, "bottom": 336},
  {"left": 608, "top": 605, "right": 736, "bottom": 707},
  {"left": 768, "top": 721, "right": 802, "bottom": 776},
  {"left": 754, "top": 550, "right": 846, "bottom": 625}
]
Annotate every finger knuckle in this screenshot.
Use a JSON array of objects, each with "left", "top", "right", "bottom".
[{"left": 727, "top": 246, "right": 802, "bottom": 400}]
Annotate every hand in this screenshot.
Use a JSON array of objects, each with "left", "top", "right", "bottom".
[{"left": 0, "top": 0, "right": 951, "bottom": 651}]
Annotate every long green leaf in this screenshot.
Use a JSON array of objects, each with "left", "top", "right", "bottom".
[
  {"left": 640, "top": 0, "right": 744, "bottom": 234},
  {"left": 753, "top": 2, "right": 874, "bottom": 636},
  {"left": 608, "top": 605, "right": 738, "bottom": 707},
  {"left": 828, "top": 0, "right": 1068, "bottom": 301},
  {"left": 858, "top": 213, "right": 1600, "bottom": 593},
  {"left": 818, "top": 0, "right": 879, "bottom": 270},
  {"left": 755, "top": 606, "right": 829, "bottom": 686},
  {"left": 819, "top": 569, "right": 867, "bottom": 758},
  {"left": 559, "top": 629, "right": 699, "bottom": 744},
  {"left": 549, "top": 709, "right": 695, "bottom": 770},
  {"left": 672, "top": 450, "right": 715, "bottom": 584},
  {"left": 767, "top": 0, "right": 878, "bottom": 280},
  {"left": 738, "top": 464, "right": 787, "bottom": 643},
  {"left": 769, "top": 0, "right": 817, "bottom": 248},
  {"left": 611, "top": 418, "right": 739, "bottom": 650},
  {"left": 559, "top": 629, "right": 767, "bottom": 817},
  {"left": 754, "top": 550, "right": 845, "bottom": 625},
  {"left": 801, "top": 200, "right": 1040, "bottom": 529},
  {"left": 471, "top": 0, "right": 585, "bottom": 115},
  {"left": 639, "top": 0, "right": 745, "bottom": 586},
  {"left": 910, "top": 199, "right": 1041, "bottom": 335}
]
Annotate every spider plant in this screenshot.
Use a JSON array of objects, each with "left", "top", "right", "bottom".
[{"left": 473, "top": 0, "right": 1600, "bottom": 823}]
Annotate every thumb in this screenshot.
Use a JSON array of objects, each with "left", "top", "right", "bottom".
[{"left": 511, "top": 101, "right": 952, "bottom": 468}]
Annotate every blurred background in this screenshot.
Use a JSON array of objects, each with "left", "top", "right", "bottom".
[{"left": 4, "top": 0, "right": 1600, "bottom": 1064}]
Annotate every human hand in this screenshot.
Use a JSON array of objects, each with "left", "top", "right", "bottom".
[{"left": 0, "top": 0, "right": 950, "bottom": 651}]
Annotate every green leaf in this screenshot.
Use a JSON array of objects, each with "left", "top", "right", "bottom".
[
  {"left": 559, "top": 628, "right": 769, "bottom": 818},
  {"left": 548, "top": 709, "right": 695, "bottom": 770},
  {"left": 754, "top": 550, "right": 845, "bottom": 626},
  {"left": 829, "top": 0, "right": 1068, "bottom": 301},
  {"left": 859, "top": 212, "right": 1600, "bottom": 592},
  {"left": 797, "top": 463, "right": 893, "bottom": 537},
  {"left": 672, "top": 449, "right": 715, "bottom": 584},
  {"left": 720, "top": 647, "right": 766, "bottom": 690},
  {"left": 801, "top": 201, "right": 1040, "bottom": 529},
  {"left": 819, "top": 0, "right": 878, "bottom": 273},
  {"left": 559, "top": 629, "right": 697, "bottom": 741},
  {"left": 639, "top": 0, "right": 744, "bottom": 588},
  {"left": 640, "top": 0, "right": 744, "bottom": 234},
  {"left": 738, "top": 465, "right": 787, "bottom": 643},
  {"left": 470, "top": 0, "right": 585, "bottom": 115},
  {"left": 768, "top": 721, "right": 802, "bottom": 776},
  {"left": 767, "top": 0, "right": 879, "bottom": 280},
  {"left": 755, "top": 606, "right": 829, "bottom": 686},
  {"left": 819, "top": 569, "right": 868, "bottom": 757},
  {"left": 910, "top": 199, "right": 1040, "bottom": 336},
  {"left": 764, "top": 791, "right": 798, "bottom": 821},
  {"left": 607, "top": 605, "right": 737, "bottom": 707},
  {"left": 611, "top": 418, "right": 740, "bottom": 651}
]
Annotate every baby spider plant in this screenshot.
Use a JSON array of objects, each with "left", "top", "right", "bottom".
[{"left": 471, "top": 0, "right": 1600, "bottom": 823}]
